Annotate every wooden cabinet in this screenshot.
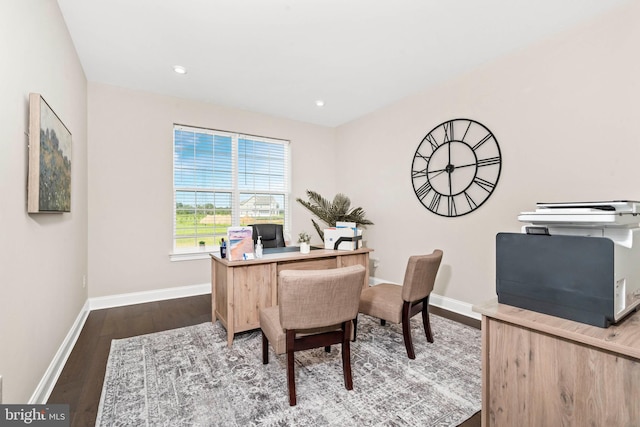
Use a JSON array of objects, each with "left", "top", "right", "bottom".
[
  {"left": 474, "top": 300, "right": 640, "bottom": 426},
  {"left": 211, "top": 248, "right": 372, "bottom": 346}
]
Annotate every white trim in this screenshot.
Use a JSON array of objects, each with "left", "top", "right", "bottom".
[
  {"left": 169, "top": 251, "right": 215, "bottom": 262},
  {"left": 429, "top": 293, "right": 481, "bottom": 320},
  {"left": 368, "top": 276, "right": 480, "bottom": 321},
  {"left": 29, "top": 300, "right": 91, "bottom": 404},
  {"left": 88, "top": 283, "right": 210, "bottom": 311}
]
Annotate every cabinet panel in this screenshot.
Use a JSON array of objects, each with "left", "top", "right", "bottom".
[
  {"left": 486, "top": 317, "right": 640, "bottom": 426},
  {"left": 338, "top": 253, "right": 370, "bottom": 289},
  {"left": 213, "top": 262, "right": 228, "bottom": 325},
  {"left": 233, "top": 263, "right": 276, "bottom": 333},
  {"left": 277, "top": 257, "right": 337, "bottom": 273}
]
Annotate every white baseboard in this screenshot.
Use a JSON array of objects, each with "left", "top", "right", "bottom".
[
  {"left": 429, "top": 293, "right": 481, "bottom": 320},
  {"left": 368, "top": 276, "right": 480, "bottom": 321},
  {"left": 34, "top": 283, "right": 210, "bottom": 404},
  {"left": 30, "top": 299, "right": 91, "bottom": 404},
  {"left": 88, "top": 283, "right": 210, "bottom": 311}
]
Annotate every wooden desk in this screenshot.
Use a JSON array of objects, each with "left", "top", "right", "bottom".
[
  {"left": 473, "top": 300, "right": 640, "bottom": 426},
  {"left": 211, "top": 247, "right": 372, "bottom": 346}
]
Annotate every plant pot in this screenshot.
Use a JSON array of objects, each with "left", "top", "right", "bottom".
[{"left": 300, "top": 242, "right": 310, "bottom": 254}]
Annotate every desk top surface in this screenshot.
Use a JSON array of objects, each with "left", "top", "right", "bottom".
[
  {"left": 210, "top": 246, "right": 372, "bottom": 266},
  {"left": 474, "top": 299, "right": 640, "bottom": 360}
]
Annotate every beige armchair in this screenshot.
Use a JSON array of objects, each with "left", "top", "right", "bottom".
[
  {"left": 259, "top": 264, "right": 366, "bottom": 406},
  {"left": 356, "top": 250, "right": 443, "bottom": 359}
]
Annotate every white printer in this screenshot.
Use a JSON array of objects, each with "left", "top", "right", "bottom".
[{"left": 496, "top": 201, "right": 640, "bottom": 327}]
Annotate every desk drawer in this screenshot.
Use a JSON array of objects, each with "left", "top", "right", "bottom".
[{"left": 277, "top": 257, "right": 337, "bottom": 273}]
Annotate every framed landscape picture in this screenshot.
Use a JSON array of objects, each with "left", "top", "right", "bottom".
[{"left": 28, "top": 93, "right": 72, "bottom": 213}]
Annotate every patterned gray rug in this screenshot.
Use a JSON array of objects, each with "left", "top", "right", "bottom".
[{"left": 96, "top": 314, "right": 481, "bottom": 426}]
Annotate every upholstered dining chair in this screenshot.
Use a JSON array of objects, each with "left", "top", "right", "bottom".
[
  {"left": 251, "top": 223, "right": 286, "bottom": 248},
  {"left": 355, "top": 249, "right": 443, "bottom": 359},
  {"left": 259, "top": 264, "right": 366, "bottom": 406}
]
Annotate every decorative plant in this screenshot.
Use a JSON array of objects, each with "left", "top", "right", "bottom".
[
  {"left": 297, "top": 232, "right": 311, "bottom": 244},
  {"left": 296, "top": 190, "right": 374, "bottom": 241}
]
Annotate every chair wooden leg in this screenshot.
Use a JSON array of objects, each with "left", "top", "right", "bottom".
[
  {"left": 262, "top": 331, "right": 269, "bottom": 364},
  {"left": 402, "top": 301, "right": 416, "bottom": 359},
  {"left": 324, "top": 346, "right": 331, "bottom": 353},
  {"left": 422, "top": 297, "right": 434, "bottom": 343},
  {"left": 352, "top": 316, "right": 358, "bottom": 341},
  {"left": 341, "top": 321, "right": 353, "bottom": 390},
  {"left": 286, "top": 330, "right": 297, "bottom": 406}
]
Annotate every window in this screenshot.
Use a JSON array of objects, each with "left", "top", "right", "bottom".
[{"left": 173, "top": 125, "right": 290, "bottom": 253}]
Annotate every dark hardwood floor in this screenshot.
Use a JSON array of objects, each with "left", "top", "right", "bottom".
[{"left": 47, "top": 294, "right": 480, "bottom": 427}]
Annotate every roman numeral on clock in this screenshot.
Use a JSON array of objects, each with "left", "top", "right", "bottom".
[
  {"left": 464, "top": 192, "right": 478, "bottom": 210},
  {"left": 477, "top": 156, "right": 501, "bottom": 167},
  {"left": 425, "top": 134, "right": 439, "bottom": 151},
  {"left": 443, "top": 121, "right": 454, "bottom": 142},
  {"left": 474, "top": 177, "right": 495, "bottom": 192},
  {"left": 415, "top": 182, "right": 432, "bottom": 200},
  {"left": 447, "top": 196, "right": 457, "bottom": 216},
  {"left": 429, "top": 193, "right": 442, "bottom": 211},
  {"left": 472, "top": 134, "right": 492, "bottom": 151}
]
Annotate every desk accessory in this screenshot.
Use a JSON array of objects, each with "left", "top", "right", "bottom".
[
  {"left": 227, "top": 226, "right": 254, "bottom": 261},
  {"left": 220, "top": 238, "right": 227, "bottom": 258},
  {"left": 255, "top": 236, "right": 263, "bottom": 258}
]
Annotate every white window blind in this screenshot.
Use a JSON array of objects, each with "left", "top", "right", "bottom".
[{"left": 173, "top": 125, "right": 290, "bottom": 252}]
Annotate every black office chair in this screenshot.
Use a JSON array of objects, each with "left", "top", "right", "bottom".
[{"left": 251, "top": 224, "right": 286, "bottom": 248}]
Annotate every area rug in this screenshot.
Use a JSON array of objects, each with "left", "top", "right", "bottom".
[{"left": 96, "top": 314, "right": 481, "bottom": 426}]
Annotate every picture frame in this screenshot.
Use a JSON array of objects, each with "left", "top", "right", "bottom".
[
  {"left": 227, "top": 226, "right": 254, "bottom": 261},
  {"left": 28, "top": 93, "right": 72, "bottom": 213}
]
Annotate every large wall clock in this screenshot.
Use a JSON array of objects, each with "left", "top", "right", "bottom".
[{"left": 411, "top": 118, "right": 502, "bottom": 217}]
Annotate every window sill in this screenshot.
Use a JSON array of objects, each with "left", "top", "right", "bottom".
[{"left": 170, "top": 248, "right": 218, "bottom": 262}]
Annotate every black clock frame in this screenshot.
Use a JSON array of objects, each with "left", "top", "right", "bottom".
[{"left": 411, "top": 118, "right": 502, "bottom": 217}]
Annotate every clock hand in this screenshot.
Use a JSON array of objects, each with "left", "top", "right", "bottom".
[
  {"left": 434, "top": 159, "right": 492, "bottom": 173},
  {"left": 428, "top": 169, "right": 447, "bottom": 179},
  {"left": 429, "top": 162, "right": 464, "bottom": 174},
  {"left": 448, "top": 162, "right": 477, "bottom": 169}
]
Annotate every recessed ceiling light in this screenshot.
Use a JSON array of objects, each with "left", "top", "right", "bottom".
[
  {"left": 315, "top": 100, "right": 325, "bottom": 107},
  {"left": 173, "top": 65, "right": 187, "bottom": 75}
]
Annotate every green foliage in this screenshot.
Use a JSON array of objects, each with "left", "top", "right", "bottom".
[
  {"left": 39, "top": 128, "right": 71, "bottom": 211},
  {"left": 173, "top": 210, "right": 284, "bottom": 249},
  {"left": 297, "top": 231, "right": 311, "bottom": 243},
  {"left": 296, "top": 190, "right": 373, "bottom": 240}
]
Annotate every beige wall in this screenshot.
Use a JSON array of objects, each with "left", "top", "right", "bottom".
[
  {"left": 87, "top": 83, "right": 337, "bottom": 297},
  {"left": 335, "top": 2, "right": 640, "bottom": 304},
  {"left": 0, "top": 1, "right": 88, "bottom": 403}
]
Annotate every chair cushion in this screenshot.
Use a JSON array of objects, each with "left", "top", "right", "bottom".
[
  {"left": 260, "top": 306, "right": 287, "bottom": 354},
  {"left": 260, "top": 305, "right": 348, "bottom": 355},
  {"left": 359, "top": 283, "right": 403, "bottom": 324}
]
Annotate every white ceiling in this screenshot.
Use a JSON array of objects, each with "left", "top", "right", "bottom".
[{"left": 57, "top": 0, "right": 629, "bottom": 127}]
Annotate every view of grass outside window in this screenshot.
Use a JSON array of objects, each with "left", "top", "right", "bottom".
[{"left": 173, "top": 125, "right": 290, "bottom": 251}]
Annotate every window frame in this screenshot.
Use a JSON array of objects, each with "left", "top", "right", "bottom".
[{"left": 171, "top": 124, "right": 291, "bottom": 260}]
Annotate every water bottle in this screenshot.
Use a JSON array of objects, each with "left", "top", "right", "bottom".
[{"left": 220, "top": 238, "right": 227, "bottom": 259}]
